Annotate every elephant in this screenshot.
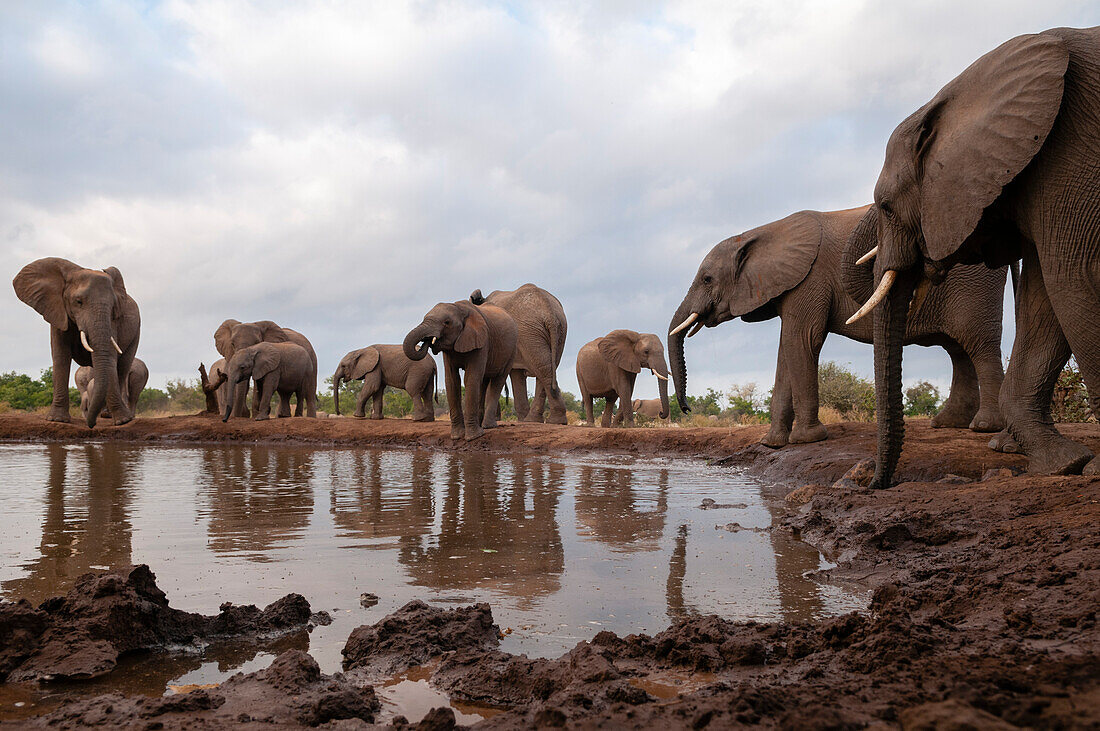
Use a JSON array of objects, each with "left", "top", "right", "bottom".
[
  {"left": 632, "top": 398, "right": 669, "bottom": 421},
  {"left": 221, "top": 342, "right": 315, "bottom": 422},
  {"left": 76, "top": 358, "right": 149, "bottom": 420},
  {"left": 576, "top": 330, "right": 670, "bottom": 427},
  {"left": 332, "top": 345, "right": 437, "bottom": 421},
  {"left": 842, "top": 26, "right": 1100, "bottom": 485},
  {"left": 403, "top": 300, "right": 518, "bottom": 441},
  {"left": 669, "top": 207, "right": 1008, "bottom": 448},
  {"left": 199, "top": 358, "right": 249, "bottom": 417},
  {"left": 214, "top": 319, "right": 318, "bottom": 418},
  {"left": 13, "top": 258, "right": 141, "bottom": 428},
  {"left": 469, "top": 284, "right": 568, "bottom": 424}
]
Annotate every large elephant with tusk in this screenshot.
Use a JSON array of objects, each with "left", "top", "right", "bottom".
[
  {"left": 669, "top": 207, "right": 1010, "bottom": 447},
  {"left": 13, "top": 258, "right": 140, "bottom": 428},
  {"left": 576, "top": 330, "right": 670, "bottom": 427},
  {"left": 842, "top": 26, "right": 1100, "bottom": 486}
]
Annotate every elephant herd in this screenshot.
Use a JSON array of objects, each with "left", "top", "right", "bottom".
[{"left": 12, "top": 27, "right": 1100, "bottom": 484}]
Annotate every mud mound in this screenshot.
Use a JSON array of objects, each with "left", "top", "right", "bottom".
[
  {"left": 342, "top": 600, "right": 500, "bottom": 677},
  {"left": 1, "top": 565, "right": 318, "bottom": 682},
  {"left": 26, "top": 649, "right": 380, "bottom": 729}
]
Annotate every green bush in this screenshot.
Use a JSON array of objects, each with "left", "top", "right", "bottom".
[
  {"left": 0, "top": 369, "right": 79, "bottom": 411},
  {"left": 904, "top": 381, "right": 942, "bottom": 417},
  {"left": 136, "top": 387, "right": 170, "bottom": 413},
  {"left": 1052, "top": 360, "right": 1093, "bottom": 423},
  {"left": 818, "top": 361, "right": 875, "bottom": 420}
]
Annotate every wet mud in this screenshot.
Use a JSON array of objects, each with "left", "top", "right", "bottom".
[{"left": 0, "top": 413, "right": 1098, "bottom": 727}]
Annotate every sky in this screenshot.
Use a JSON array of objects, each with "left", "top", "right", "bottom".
[{"left": 2, "top": 1, "right": 1096, "bottom": 404}]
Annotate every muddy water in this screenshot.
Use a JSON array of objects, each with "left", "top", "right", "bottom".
[{"left": 0, "top": 443, "right": 866, "bottom": 721}]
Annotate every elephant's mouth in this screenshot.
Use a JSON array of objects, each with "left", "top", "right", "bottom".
[{"left": 670, "top": 303, "right": 725, "bottom": 338}]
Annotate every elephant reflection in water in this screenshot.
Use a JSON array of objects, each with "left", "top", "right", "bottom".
[
  {"left": 574, "top": 465, "right": 669, "bottom": 553},
  {"left": 3, "top": 444, "right": 137, "bottom": 606},
  {"left": 399, "top": 454, "right": 565, "bottom": 606},
  {"left": 328, "top": 451, "right": 435, "bottom": 546},
  {"left": 198, "top": 447, "right": 315, "bottom": 559}
]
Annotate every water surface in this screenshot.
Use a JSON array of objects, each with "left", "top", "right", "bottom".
[{"left": 0, "top": 443, "right": 865, "bottom": 719}]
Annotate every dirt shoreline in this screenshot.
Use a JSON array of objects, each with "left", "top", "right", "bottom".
[{"left": 1, "top": 413, "right": 1098, "bottom": 728}]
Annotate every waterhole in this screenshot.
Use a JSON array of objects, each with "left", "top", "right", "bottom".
[{"left": 0, "top": 443, "right": 866, "bottom": 722}]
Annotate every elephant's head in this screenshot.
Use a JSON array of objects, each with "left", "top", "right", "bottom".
[
  {"left": 843, "top": 32, "right": 1069, "bottom": 488},
  {"left": 215, "top": 320, "right": 291, "bottom": 416},
  {"left": 403, "top": 301, "right": 486, "bottom": 361},
  {"left": 13, "top": 257, "right": 131, "bottom": 428},
  {"left": 600, "top": 330, "right": 670, "bottom": 419},
  {"left": 332, "top": 347, "right": 380, "bottom": 416},
  {"left": 668, "top": 214, "right": 821, "bottom": 412},
  {"left": 222, "top": 345, "right": 278, "bottom": 422}
]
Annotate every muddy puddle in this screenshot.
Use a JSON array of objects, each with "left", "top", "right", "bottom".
[{"left": 0, "top": 443, "right": 866, "bottom": 722}]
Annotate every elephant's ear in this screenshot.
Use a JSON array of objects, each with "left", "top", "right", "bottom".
[
  {"left": 726, "top": 212, "right": 821, "bottom": 318},
  {"left": 215, "top": 319, "right": 240, "bottom": 358},
  {"left": 910, "top": 32, "right": 1068, "bottom": 262},
  {"left": 253, "top": 347, "right": 279, "bottom": 381},
  {"left": 469, "top": 289, "right": 486, "bottom": 305},
  {"left": 257, "top": 321, "right": 290, "bottom": 344},
  {"left": 102, "top": 267, "right": 127, "bottom": 296},
  {"left": 349, "top": 347, "right": 380, "bottom": 380},
  {"left": 598, "top": 330, "right": 641, "bottom": 373},
  {"left": 455, "top": 307, "right": 488, "bottom": 353},
  {"left": 13, "top": 257, "right": 79, "bottom": 330},
  {"left": 841, "top": 207, "right": 878, "bottom": 305}
]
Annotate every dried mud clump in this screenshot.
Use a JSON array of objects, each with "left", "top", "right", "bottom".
[
  {"left": 1, "top": 565, "right": 316, "bottom": 682},
  {"left": 342, "top": 599, "right": 501, "bottom": 677}
]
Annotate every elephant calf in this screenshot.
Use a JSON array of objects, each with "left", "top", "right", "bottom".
[
  {"left": 577, "top": 330, "right": 671, "bottom": 427},
  {"left": 222, "top": 342, "right": 316, "bottom": 421},
  {"left": 76, "top": 358, "right": 149, "bottom": 420},
  {"left": 404, "top": 300, "right": 518, "bottom": 441},
  {"left": 333, "top": 345, "right": 437, "bottom": 421},
  {"left": 215, "top": 318, "right": 318, "bottom": 419},
  {"left": 632, "top": 398, "right": 669, "bottom": 422}
]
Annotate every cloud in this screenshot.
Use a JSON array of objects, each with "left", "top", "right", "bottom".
[{"left": 1, "top": 0, "right": 1094, "bottom": 404}]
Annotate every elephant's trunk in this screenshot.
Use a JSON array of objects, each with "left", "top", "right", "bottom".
[
  {"left": 85, "top": 311, "right": 125, "bottom": 428},
  {"left": 333, "top": 371, "right": 342, "bottom": 416},
  {"left": 657, "top": 370, "right": 670, "bottom": 421},
  {"left": 403, "top": 322, "right": 436, "bottom": 361},
  {"left": 223, "top": 379, "right": 238, "bottom": 422},
  {"left": 668, "top": 299, "right": 693, "bottom": 413},
  {"left": 228, "top": 375, "right": 248, "bottom": 420},
  {"left": 871, "top": 269, "right": 916, "bottom": 489}
]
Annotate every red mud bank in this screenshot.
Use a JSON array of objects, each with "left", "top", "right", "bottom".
[{"left": 1, "top": 413, "right": 1099, "bottom": 728}]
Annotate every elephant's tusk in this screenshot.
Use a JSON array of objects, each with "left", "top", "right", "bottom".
[
  {"left": 431, "top": 337, "right": 436, "bottom": 346},
  {"left": 908, "top": 277, "right": 932, "bottom": 317},
  {"left": 856, "top": 246, "right": 878, "bottom": 265},
  {"left": 80, "top": 331, "right": 94, "bottom": 353},
  {"left": 654, "top": 371, "right": 669, "bottom": 381},
  {"left": 687, "top": 320, "right": 704, "bottom": 338},
  {"left": 110, "top": 337, "right": 123, "bottom": 355},
  {"left": 669, "top": 312, "right": 698, "bottom": 336},
  {"left": 845, "top": 270, "right": 897, "bottom": 325}
]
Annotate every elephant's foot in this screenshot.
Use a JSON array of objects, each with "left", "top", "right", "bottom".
[
  {"left": 1083, "top": 457, "right": 1100, "bottom": 475},
  {"left": 1025, "top": 438, "right": 1093, "bottom": 476},
  {"left": 930, "top": 408, "right": 974, "bottom": 429},
  {"left": 111, "top": 409, "right": 134, "bottom": 426},
  {"left": 412, "top": 414, "right": 434, "bottom": 422},
  {"left": 789, "top": 423, "right": 828, "bottom": 444},
  {"left": 968, "top": 407, "right": 1004, "bottom": 433},
  {"left": 482, "top": 418, "right": 499, "bottom": 430},
  {"left": 465, "top": 426, "right": 485, "bottom": 441},
  {"left": 252, "top": 414, "right": 270, "bottom": 421},
  {"left": 760, "top": 426, "right": 790, "bottom": 449},
  {"left": 450, "top": 425, "right": 465, "bottom": 440},
  {"left": 546, "top": 410, "right": 568, "bottom": 425},
  {"left": 369, "top": 414, "right": 384, "bottom": 420},
  {"left": 988, "top": 430, "right": 1021, "bottom": 454},
  {"left": 522, "top": 412, "right": 546, "bottom": 423},
  {"left": 46, "top": 408, "right": 72, "bottom": 423},
  {"left": 353, "top": 413, "right": 367, "bottom": 419}
]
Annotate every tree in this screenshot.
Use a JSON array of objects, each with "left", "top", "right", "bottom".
[
  {"left": 818, "top": 361, "right": 875, "bottom": 420},
  {"left": 904, "top": 381, "right": 942, "bottom": 417}
]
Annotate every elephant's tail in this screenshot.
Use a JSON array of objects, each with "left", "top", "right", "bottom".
[
  {"left": 547, "top": 320, "right": 564, "bottom": 395},
  {"left": 1009, "top": 259, "right": 1021, "bottom": 320},
  {"left": 433, "top": 365, "right": 439, "bottom": 405}
]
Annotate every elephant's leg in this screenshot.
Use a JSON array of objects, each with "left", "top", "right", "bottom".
[
  {"left": 931, "top": 341, "right": 981, "bottom": 429},
  {"left": 545, "top": 378, "right": 568, "bottom": 425},
  {"left": 527, "top": 381, "right": 547, "bottom": 423},
  {"left": 483, "top": 373, "right": 508, "bottom": 429},
  {"left": 305, "top": 371, "right": 318, "bottom": 418},
  {"left": 255, "top": 377, "right": 277, "bottom": 420},
  {"left": 783, "top": 321, "right": 828, "bottom": 444},
  {"left": 762, "top": 349, "right": 794, "bottom": 448},
  {"left": 999, "top": 250, "right": 1092, "bottom": 474},
  {"left": 354, "top": 382, "right": 371, "bottom": 419},
  {"left": 47, "top": 329, "right": 73, "bottom": 422},
  {"left": 282, "top": 388, "right": 296, "bottom": 417},
  {"left": 616, "top": 375, "right": 636, "bottom": 427},
  {"left": 601, "top": 396, "right": 616, "bottom": 428},
  {"left": 582, "top": 388, "right": 594, "bottom": 426},
  {"left": 371, "top": 390, "right": 384, "bottom": 420},
  {"left": 462, "top": 366, "right": 486, "bottom": 441},
  {"left": 963, "top": 339, "right": 1005, "bottom": 433},
  {"left": 444, "top": 357, "right": 465, "bottom": 440},
  {"left": 109, "top": 349, "right": 135, "bottom": 425},
  {"left": 510, "top": 370, "right": 530, "bottom": 421}
]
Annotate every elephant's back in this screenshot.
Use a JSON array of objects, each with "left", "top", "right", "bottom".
[{"left": 283, "top": 328, "right": 318, "bottom": 369}]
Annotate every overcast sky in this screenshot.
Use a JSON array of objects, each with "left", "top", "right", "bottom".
[{"left": 2, "top": 1, "right": 1096, "bottom": 404}]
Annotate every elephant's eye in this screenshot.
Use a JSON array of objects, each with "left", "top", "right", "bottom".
[
  {"left": 702, "top": 274, "right": 713, "bottom": 285},
  {"left": 880, "top": 201, "right": 894, "bottom": 218},
  {"left": 74, "top": 297, "right": 83, "bottom": 305}
]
